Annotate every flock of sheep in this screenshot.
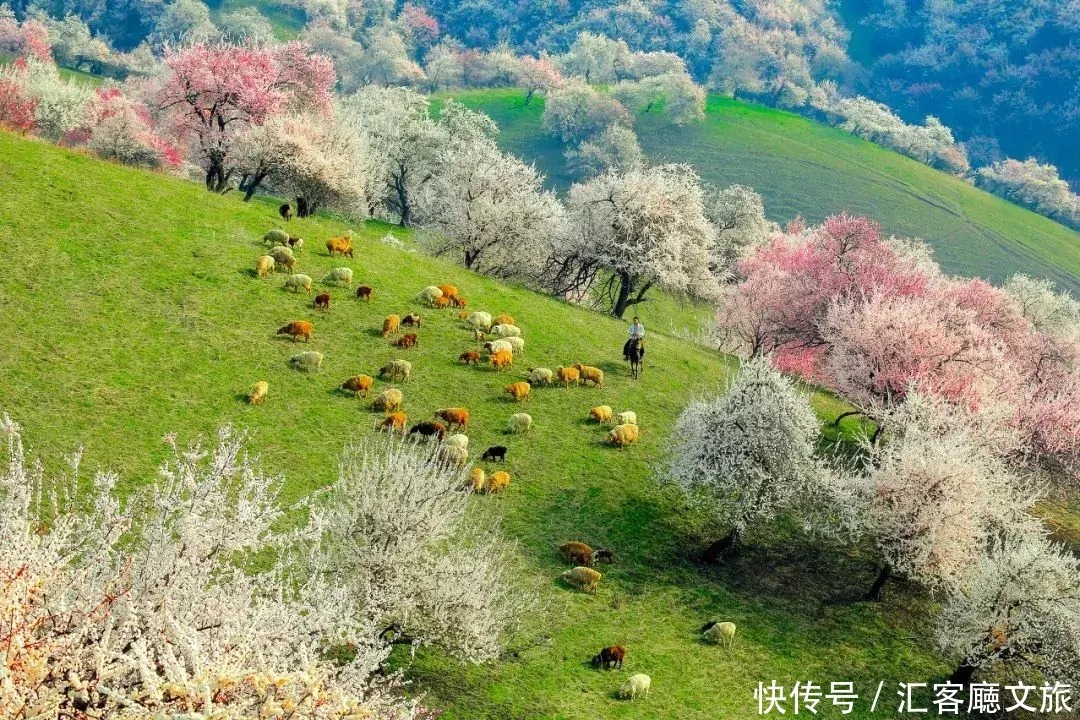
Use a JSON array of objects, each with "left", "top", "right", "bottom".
[{"left": 247, "top": 226, "right": 737, "bottom": 702}]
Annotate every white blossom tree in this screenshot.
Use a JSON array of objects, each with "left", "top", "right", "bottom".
[
  {"left": 666, "top": 356, "right": 826, "bottom": 561},
  {"left": 557, "top": 32, "right": 628, "bottom": 84},
  {"left": 557, "top": 163, "right": 722, "bottom": 317},
  {"left": 20, "top": 57, "right": 90, "bottom": 140},
  {"left": 976, "top": 158, "right": 1080, "bottom": 230},
  {"left": 937, "top": 532, "right": 1080, "bottom": 687},
  {"left": 704, "top": 183, "right": 777, "bottom": 274},
  {"left": 541, "top": 82, "right": 633, "bottom": 144},
  {"left": 564, "top": 125, "right": 643, "bottom": 179},
  {"left": 612, "top": 71, "right": 705, "bottom": 125}
]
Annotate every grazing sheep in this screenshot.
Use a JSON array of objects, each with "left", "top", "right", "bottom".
[
  {"left": 289, "top": 351, "right": 324, "bottom": 372},
  {"left": 490, "top": 323, "right": 521, "bottom": 338},
  {"left": 468, "top": 467, "right": 486, "bottom": 491},
  {"left": 433, "top": 296, "right": 451, "bottom": 309},
  {"left": 527, "top": 367, "right": 553, "bottom": 386},
  {"left": 322, "top": 267, "right": 353, "bottom": 286},
  {"left": 287, "top": 236, "right": 303, "bottom": 251},
  {"left": 401, "top": 313, "right": 422, "bottom": 328},
  {"left": 355, "top": 285, "right": 373, "bottom": 301},
  {"left": 379, "top": 359, "right": 412, "bottom": 382},
  {"left": 562, "top": 566, "right": 601, "bottom": 593},
  {"left": 504, "top": 382, "right": 530, "bottom": 402},
  {"left": 702, "top": 621, "right": 737, "bottom": 648},
  {"left": 619, "top": 674, "right": 651, "bottom": 701},
  {"left": 505, "top": 336, "right": 525, "bottom": 354},
  {"left": 593, "top": 548, "right": 616, "bottom": 564},
  {"left": 263, "top": 228, "right": 290, "bottom": 246},
  {"left": 247, "top": 380, "right": 268, "bottom": 405},
  {"left": 409, "top": 420, "right": 447, "bottom": 441},
  {"left": 590, "top": 406, "right": 613, "bottom": 424},
  {"left": 608, "top": 424, "right": 639, "bottom": 448},
  {"left": 481, "top": 445, "right": 507, "bottom": 462},
  {"left": 443, "top": 433, "right": 469, "bottom": 450},
  {"left": 326, "top": 236, "right": 353, "bottom": 257},
  {"left": 556, "top": 366, "right": 580, "bottom": 387},
  {"left": 466, "top": 312, "right": 492, "bottom": 331},
  {"left": 440, "top": 444, "right": 468, "bottom": 467},
  {"left": 279, "top": 203, "right": 292, "bottom": 221},
  {"left": 372, "top": 388, "right": 403, "bottom": 413},
  {"left": 474, "top": 329, "right": 486, "bottom": 342},
  {"left": 507, "top": 413, "right": 532, "bottom": 434},
  {"left": 574, "top": 364, "right": 604, "bottom": 387},
  {"left": 459, "top": 350, "right": 482, "bottom": 366},
  {"left": 394, "top": 333, "right": 418, "bottom": 349},
  {"left": 559, "top": 541, "right": 594, "bottom": 566},
  {"left": 458, "top": 311, "right": 469, "bottom": 320},
  {"left": 340, "top": 374, "right": 373, "bottom": 397},
  {"left": 490, "top": 349, "right": 514, "bottom": 371},
  {"left": 614, "top": 411, "right": 637, "bottom": 426},
  {"left": 255, "top": 255, "right": 275, "bottom": 278},
  {"left": 484, "top": 339, "right": 513, "bottom": 355},
  {"left": 284, "top": 274, "right": 312, "bottom": 293},
  {"left": 314, "top": 293, "right": 331, "bottom": 310},
  {"left": 382, "top": 315, "right": 400, "bottom": 337},
  {"left": 437, "top": 284, "right": 458, "bottom": 299},
  {"left": 493, "top": 314, "right": 514, "bottom": 326},
  {"left": 451, "top": 296, "right": 467, "bottom": 309},
  {"left": 277, "top": 321, "right": 313, "bottom": 342},
  {"left": 417, "top": 286, "right": 444, "bottom": 304},
  {"left": 269, "top": 247, "right": 297, "bottom": 272},
  {"left": 436, "top": 408, "right": 469, "bottom": 430},
  {"left": 591, "top": 645, "right": 625, "bottom": 670},
  {"left": 380, "top": 411, "right": 407, "bottom": 433},
  {"left": 483, "top": 470, "right": 510, "bottom": 494}
]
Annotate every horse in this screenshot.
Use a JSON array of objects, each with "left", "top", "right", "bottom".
[{"left": 623, "top": 337, "right": 644, "bottom": 379}]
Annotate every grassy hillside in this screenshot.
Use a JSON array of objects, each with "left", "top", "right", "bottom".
[
  {"left": 444, "top": 89, "right": 1080, "bottom": 293},
  {"left": 1, "top": 132, "right": 954, "bottom": 719}
]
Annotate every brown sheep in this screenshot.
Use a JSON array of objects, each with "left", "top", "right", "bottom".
[
  {"left": 592, "top": 645, "right": 626, "bottom": 669},
  {"left": 326, "top": 236, "right": 353, "bottom": 257},
  {"left": 380, "top": 411, "right": 407, "bottom": 433},
  {"left": 314, "top": 293, "right": 331, "bottom": 310},
  {"left": 468, "top": 467, "right": 486, "bottom": 491},
  {"left": 247, "top": 380, "right": 268, "bottom": 405},
  {"left": 381, "top": 315, "right": 400, "bottom": 338},
  {"left": 277, "top": 321, "right": 313, "bottom": 343},
  {"left": 433, "top": 296, "right": 451, "bottom": 309},
  {"left": 409, "top": 420, "right": 447, "bottom": 441},
  {"left": 493, "top": 314, "right": 514, "bottom": 326},
  {"left": 556, "top": 366, "right": 580, "bottom": 387},
  {"left": 574, "top": 364, "right": 604, "bottom": 387},
  {"left": 437, "top": 284, "right": 459, "bottom": 299},
  {"left": 490, "top": 349, "right": 514, "bottom": 371},
  {"left": 394, "top": 333, "right": 418, "bottom": 349},
  {"left": 483, "top": 470, "right": 510, "bottom": 494},
  {"left": 451, "top": 296, "right": 467, "bottom": 309},
  {"left": 459, "top": 350, "right": 482, "bottom": 366},
  {"left": 458, "top": 311, "right": 469, "bottom": 320},
  {"left": 255, "top": 255, "right": 275, "bottom": 278},
  {"left": 562, "top": 566, "right": 601, "bottom": 593},
  {"left": 559, "top": 541, "right": 595, "bottom": 567},
  {"left": 355, "top": 285, "right": 373, "bottom": 301},
  {"left": 401, "top": 313, "right": 422, "bottom": 328},
  {"left": 608, "top": 423, "right": 639, "bottom": 448},
  {"left": 340, "top": 375, "right": 373, "bottom": 397},
  {"left": 504, "top": 381, "right": 530, "bottom": 403},
  {"left": 436, "top": 407, "right": 469, "bottom": 430},
  {"left": 372, "top": 388, "right": 403, "bottom": 413},
  {"left": 589, "top": 406, "right": 613, "bottom": 424}
]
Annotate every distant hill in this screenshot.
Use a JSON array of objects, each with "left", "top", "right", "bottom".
[{"left": 445, "top": 89, "right": 1080, "bottom": 294}]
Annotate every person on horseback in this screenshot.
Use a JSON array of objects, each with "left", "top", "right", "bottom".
[{"left": 623, "top": 316, "right": 645, "bottom": 361}]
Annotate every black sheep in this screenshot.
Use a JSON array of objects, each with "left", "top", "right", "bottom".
[
  {"left": 409, "top": 421, "right": 446, "bottom": 441},
  {"left": 279, "top": 203, "right": 293, "bottom": 221},
  {"left": 481, "top": 445, "right": 507, "bottom": 462}
]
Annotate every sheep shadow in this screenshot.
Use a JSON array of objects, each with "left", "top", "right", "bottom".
[
  {"left": 363, "top": 327, "right": 387, "bottom": 339},
  {"left": 233, "top": 392, "right": 251, "bottom": 404},
  {"left": 240, "top": 268, "right": 260, "bottom": 279}
]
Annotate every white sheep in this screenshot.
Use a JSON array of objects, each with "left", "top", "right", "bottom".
[
  {"left": 284, "top": 274, "right": 313, "bottom": 293},
  {"left": 490, "top": 323, "right": 521, "bottom": 338},
  {"left": 614, "top": 411, "right": 637, "bottom": 426},
  {"left": 289, "top": 351, "right": 324, "bottom": 372},
  {"left": 443, "top": 434, "right": 469, "bottom": 451},
  {"left": 703, "top": 621, "right": 737, "bottom": 648},
  {"left": 505, "top": 336, "right": 525, "bottom": 354},
  {"left": 268, "top": 245, "right": 295, "bottom": 264},
  {"left": 440, "top": 444, "right": 468, "bottom": 467},
  {"left": 527, "top": 367, "right": 553, "bottom": 386},
  {"left": 508, "top": 413, "right": 532, "bottom": 434},
  {"left": 263, "top": 228, "right": 289, "bottom": 246},
  {"left": 417, "top": 286, "right": 444, "bottom": 304},
  {"left": 619, "top": 674, "right": 651, "bottom": 701},
  {"left": 467, "top": 311, "right": 492, "bottom": 331},
  {"left": 380, "top": 359, "right": 412, "bottom": 382},
  {"left": 322, "top": 267, "right": 353, "bottom": 286},
  {"left": 485, "top": 339, "right": 513, "bottom": 355}
]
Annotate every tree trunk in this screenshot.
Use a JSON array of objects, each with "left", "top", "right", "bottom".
[
  {"left": 396, "top": 178, "right": 411, "bottom": 227},
  {"left": 612, "top": 272, "right": 634, "bottom": 319},
  {"left": 831, "top": 410, "right": 864, "bottom": 427},
  {"left": 242, "top": 172, "right": 267, "bottom": 202},
  {"left": 949, "top": 661, "right": 976, "bottom": 686},
  {"left": 865, "top": 563, "right": 891, "bottom": 601},
  {"left": 702, "top": 529, "right": 739, "bottom": 563},
  {"left": 524, "top": 88, "right": 535, "bottom": 105}
]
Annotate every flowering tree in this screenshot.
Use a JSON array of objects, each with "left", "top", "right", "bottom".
[
  {"left": 400, "top": 3, "right": 440, "bottom": 50},
  {"left": 86, "top": 87, "right": 182, "bottom": 169},
  {"left": 937, "top": 532, "right": 1080, "bottom": 687},
  {"left": 516, "top": 54, "right": 564, "bottom": 105},
  {"left": 557, "top": 32, "right": 628, "bottom": 84},
  {"left": 666, "top": 356, "right": 826, "bottom": 561},
  {"left": 0, "top": 63, "right": 37, "bottom": 133},
  {"left": 16, "top": 57, "right": 91, "bottom": 140},
  {"left": 157, "top": 42, "right": 336, "bottom": 192},
  {"left": 541, "top": 82, "right": 633, "bottom": 144},
  {"left": 704, "top": 183, "right": 776, "bottom": 272},
  {"left": 975, "top": 158, "right": 1080, "bottom": 230},
  {"left": 564, "top": 125, "right": 643, "bottom": 179},
  {"left": 612, "top": 71, "right": 705, "bottom": 125},
  {"left": 354, "top": 27, "right": 426, "bottom": 88},
  {"left": 556, "top": 163, "right": 722, "bottom": 317}
]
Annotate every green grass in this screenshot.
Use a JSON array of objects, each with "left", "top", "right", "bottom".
[
  {"left": 0, "top": 52, "right": 105, "bottom": 86},
  {"left": 2, "top": 133, "right": 958, "bottom": 718},
  {"left": 442, "top": 89, "right": 1080, "bottom": 294}
]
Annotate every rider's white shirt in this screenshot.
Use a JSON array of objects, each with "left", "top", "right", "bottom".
[{"left": 628, "top": 323, "right": 645, "bottom": 339}]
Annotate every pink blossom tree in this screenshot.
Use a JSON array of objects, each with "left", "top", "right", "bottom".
[
  {"left": 0, "top": 65, "right": 37, "bottom": 134},
  {"left": 157, "top": 42, "right": 335, "bottom": 192},
  {"left": 516, "top": 54, "right": 564, "bottom": 105}
]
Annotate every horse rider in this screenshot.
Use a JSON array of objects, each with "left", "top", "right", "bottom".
[{"left": 623, "top": 316, "right": 645, "bottom": 361}]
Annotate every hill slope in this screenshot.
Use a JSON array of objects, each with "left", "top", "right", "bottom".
[
  {"left": 1, "top": 132, "right": 949, "bottom": 719},
  {"left": 446, "top": 89, "right": 1080, "bottom": 293}
]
